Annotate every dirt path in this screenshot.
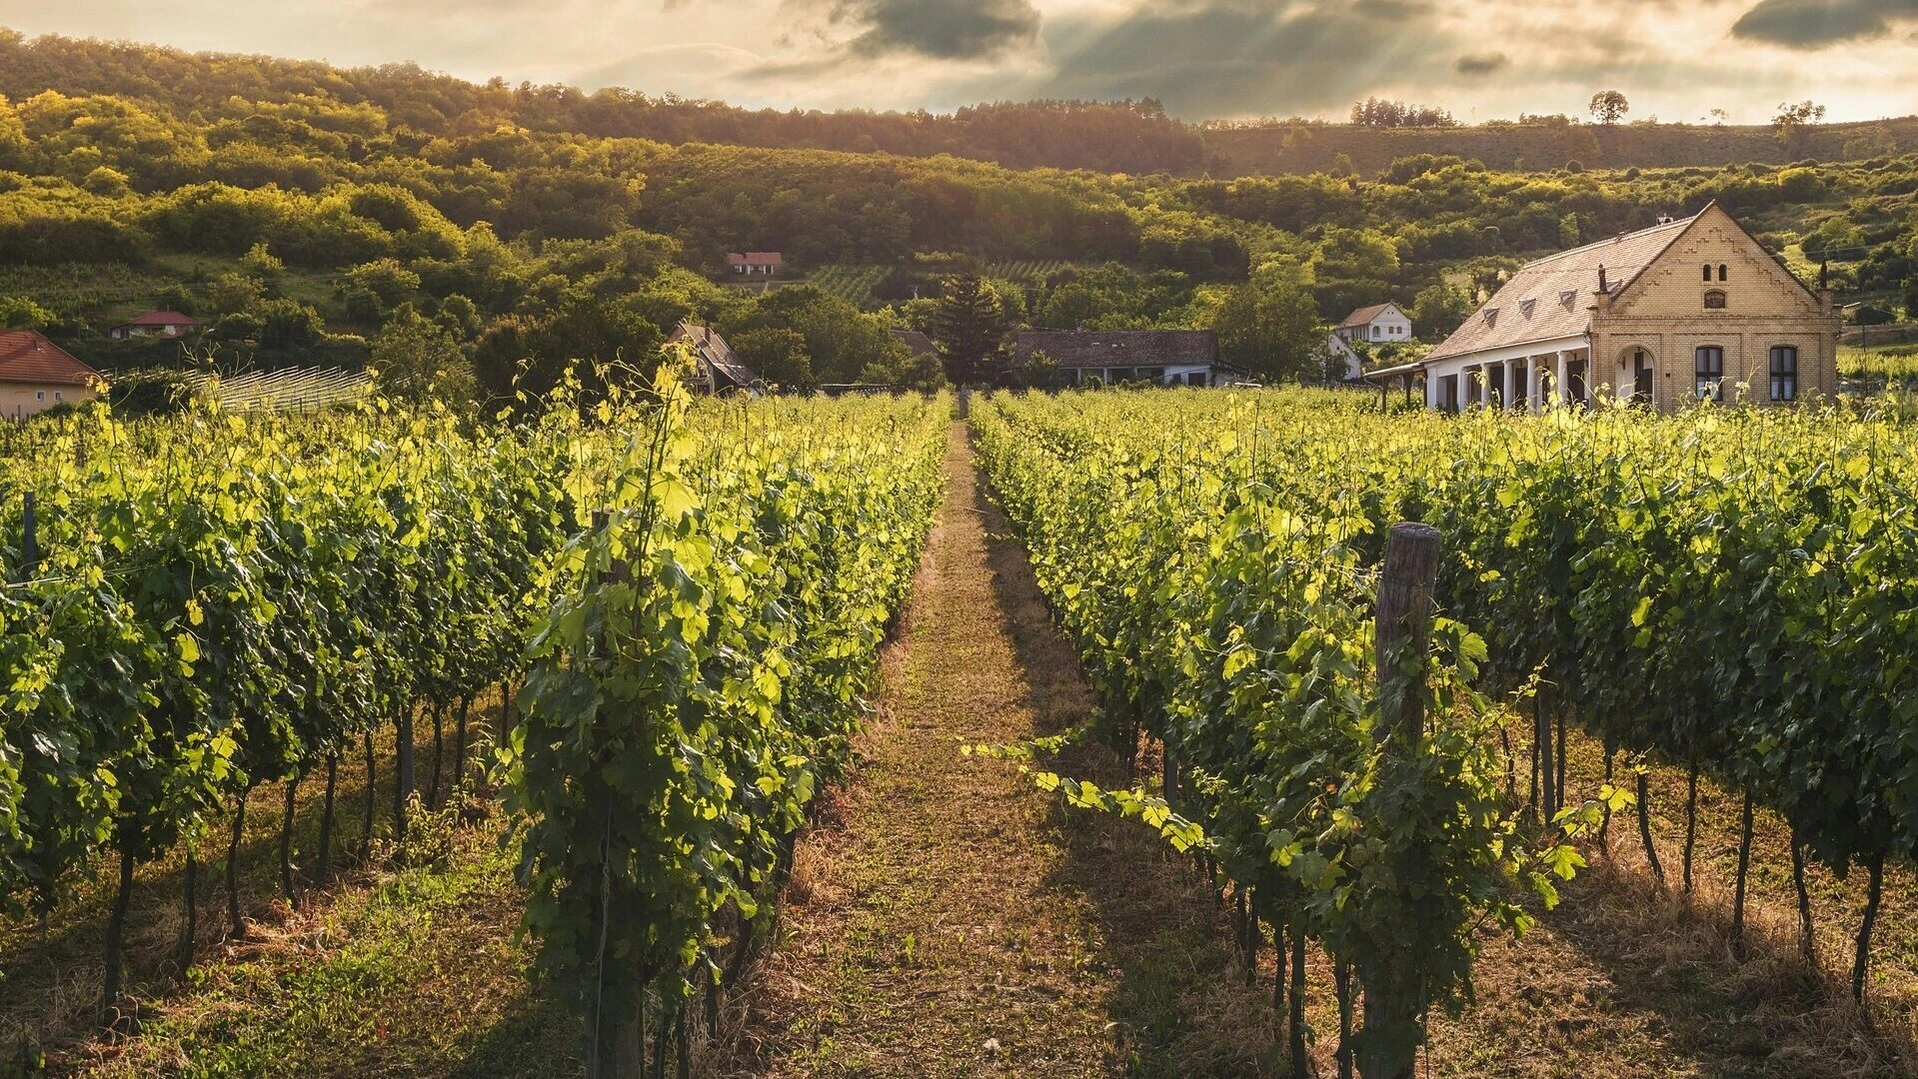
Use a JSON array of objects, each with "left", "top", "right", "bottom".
[{"left": 719, "top": 423, "right": 1264, "bottom": 1079}]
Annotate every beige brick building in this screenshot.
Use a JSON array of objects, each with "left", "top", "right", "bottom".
[{"left": 1372, "top": 202, "right": 1840, "bottom": 413}]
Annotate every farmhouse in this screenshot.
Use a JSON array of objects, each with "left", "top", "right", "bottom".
[
  {"left": 891, "top": 329, "right": 936, "bottom": 360},
  {"left": 1, "top": 330, "right": 103, "bottom": 420},
  {"left": 1328, "top": 302, "right": 1413, "bottom": 380},
  {"left": 667, "top": 321, "right": 759, "bottom": 394},
  {"left": 727, "top": 252, "right": 782, "bottom": 276},
  {"left": 1369, "top": 203, "right": 1838, "bottom": 412},
  {"left": 109, "top": 310, "right": 199, "bottom": 340},
  {"left": 1014, "top": 329, "right": 1235, "bottom": 387}
]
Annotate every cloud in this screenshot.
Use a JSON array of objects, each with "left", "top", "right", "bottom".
[
  {"left": 1020, "top": 0, "right": 1464, "bottom": 117},
  {"left": 830, "top": 0, "right": 1040, "bottom": 59},
  {"left": 1731, "top": 0, "right": 1918, "bottom": 46},
  {"left": 1454, "top": 51, "right": 1510, "bottom": 75}
]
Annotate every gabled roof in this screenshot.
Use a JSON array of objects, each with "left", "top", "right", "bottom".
[
  {"left": 125, "top": 310, "right": 198, "bottom": 327},
  {"left": 668, "top": 322, "right": 757, "bottom": 388},
  {"left": 1338, "top": 302, "right": 1404, "bottom": 329},
  {"left": 1014, "top": 330, "right": 1219, "bottom": 369},
  {"left": 0, "top": 331, "right": 102, "bottom": 386},
  {"left": 727, "top": 252, "right": 782, "bottom": 266},
  {"left": 1428, "top": 210, "right": 1701, "bottom": 362},
  {"left": 891, "top": 329, "right": 936, "bottom": 357}
]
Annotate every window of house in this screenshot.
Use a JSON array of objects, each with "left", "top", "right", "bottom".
[
  {"left": 1704, "top": 290, "right": 1727, "bottom": 309},
  {"left": 1718, "top": 264, "right": 1728, "bottom": 282},
  {"left": 1519, "top": 298, "right": 1536, "bottom": 318},
  {"left": 35, "top": 391, "right": 45, "bottom": 401},
  {"left": 1703, "top": 264, "right": 1713, "bottom": 282},
  {"left": 1695, "top": 346, "right": 1724, "bottom": 401},
  {"left": 53, "top": 392, "right": 62, "bottom": 401},
  {"left": 1483, "top": 308, "right": 1499, "bottom": 327},
  {"left": 1770, "top": 346, "right": 1798, "bottom": 402},
  {"left": 1560, "top": 290, "right": 1578, "bottom": 310}
]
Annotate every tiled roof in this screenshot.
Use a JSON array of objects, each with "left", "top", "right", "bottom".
[
  {"left": 1427, "top": 210, "right": 1700, "bottom": 362},
  {"left": 726, "top": 252, "right": 782, "bottom": 266},
  {"left": 127, "top": 310, "right": 198, "bottom": 327},
  {"left": 0, "top": 331, "right": 102, "bottom": 386},
  {"left": 1338, "top": 302, "right": 1401, "bottom": 329},
  {"left": 891, "top": 329, "right": 935, "bottom": 357},
  {"left": 668, "top": 322, "right": 756, "bottom": 387},
  {"left": 1014, "top": 330, "right": 1218, "bottom": 370}
]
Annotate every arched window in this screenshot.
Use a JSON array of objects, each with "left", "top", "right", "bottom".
[
  {"left": 1695, "top": 346, "right": 1724, "bottom": 401},
  {"left": 1770, "top": 346, "right": 1798, "bottom": 402},
  {"left": 1704, "top": 290, "right": 1727, "bottom": 309},
  {"left": 1703, "top": 264, "right": 1713, "bottom": 281},
  {"left": 1718, "top": 264, "right": 1729, "bottom": 282}
]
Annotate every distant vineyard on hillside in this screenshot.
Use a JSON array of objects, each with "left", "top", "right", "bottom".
[
  {"left": 795, "top": 265, "right": 890, "bottom": 307},
  {"left": 984, "top": 259, "right": 1070, "bottom": 282}
]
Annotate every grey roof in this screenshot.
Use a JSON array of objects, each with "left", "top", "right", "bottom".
[
  {"left": 669, "top": 322, "right": 756, "bottom": 388},
  {"left": 1014, "top": 329, "right": 1219, "bottom": 370},
  {"left": 891, "top": 329, "right": 936, "bottom": 357},
  {"left": 1428, "top": 210, "right": 1701, "bottom": 362}
]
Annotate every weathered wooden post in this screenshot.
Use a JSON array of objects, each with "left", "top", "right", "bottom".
[
  {"left": 21, "top": 490, "right": 37, "bottom": 578},
  {"left": 586, "top": 508, "right": 644, "bottom": 1079},
  {"left": 1363, "top": 521, "right": 1440, "bottom": 1079}
]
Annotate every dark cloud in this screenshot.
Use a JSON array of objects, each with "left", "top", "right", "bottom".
[
  {"left": 1454, "top": 50, "right": 1510, "bottom": 75},
  {"left": 1026, "top": 1, "right": 1459, "bottom": 117},
  {"left": 1731, "top": 0, "right": 1918, "bottom": 46},
  {"left": 832, "top": 0, "right": 1040, "bottom": 59}
]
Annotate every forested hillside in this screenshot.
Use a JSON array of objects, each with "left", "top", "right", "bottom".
[{"left": 0, "top": 26, "right": 1913, "bottom": 395}]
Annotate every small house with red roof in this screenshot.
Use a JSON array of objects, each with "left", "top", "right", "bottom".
[
  {"left": 0, "top": 330, "right": 104, "bottom": 420},
  {"left": 109, "top": 311, "right": 199, "bottom": 340},
  {"left": 726, "top": 252, "right": 782, "bottom": 277}
]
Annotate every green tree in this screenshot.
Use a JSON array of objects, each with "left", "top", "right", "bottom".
[
  {"left": 1214, "top": 275, "right": 1326, "bottom": 382},
  {"left": 729, "top": 327, "right": 815, "bottom": 392},
  {"left": 372, "top": 305, "right": 473, "bottom": 406},
  {"left": 1589, "top": 90, "right": 1629, "bottom": 125},
  {"left": 1411, "top": 282, "right": 1474, "bottom": 340},
  {"left": 928, "top": 273, "right": 1010, "bottom": 386}
]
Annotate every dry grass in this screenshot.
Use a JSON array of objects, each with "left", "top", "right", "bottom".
[{"left": 0, "top": 691, "right": 575, "bottom": 1077}]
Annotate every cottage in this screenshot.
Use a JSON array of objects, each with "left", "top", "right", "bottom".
[
  {"left": 891, "top": 329, "right": 936, "bottom": 360},
  {"left": 667, "top": 322, "right": 759, "bottom": 394},
  {"left": 1014, "top": 330, "right": 1236, "bottom": 387},
  {"left": 109, "top": 311, "right": 199, "bottom": 340},
  {"left": 1371, "top": 203, "right": 1838, "bottom": 412},
  {"left": 1, "top": 331, "right": 103, "bottom": 420},
  {"left": 1328, "top": 302, "right": 1412, "bottom": 380},
  {"left": 726, "top": 252, "right": 783, "bottom": 277}
]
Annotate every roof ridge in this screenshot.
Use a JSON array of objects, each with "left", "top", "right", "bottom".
[{"left": 1517, "top": 210, "right": 1700, "bottom": 271}]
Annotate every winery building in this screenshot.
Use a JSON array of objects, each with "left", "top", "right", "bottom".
[
  {"left": 1, "top": 330, "right": 103, "bottom": 420},
  {"left": 1369, "top": 203, "right": 1839, "bottom": 412}
]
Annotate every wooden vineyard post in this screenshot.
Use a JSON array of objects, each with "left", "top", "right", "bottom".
[
  {"left": 587, "top": 508, "right": 644, "bottom": 1079},
  {"left": 21, "top": 490, "right": 37, "bottom": 578},
  {"left": 1363, "top": 522, "right": 1440, "bottom": 1079}
]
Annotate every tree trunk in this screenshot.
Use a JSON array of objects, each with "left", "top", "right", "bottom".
[
  {"left": 1533, "top": 691, "right": 1550, "bottom": 822},
  {"left": 1499, "top": 722, "right": 1516, "bottom": 801},
  {"left": 676, "top": 1003, "right": 691, "bottom": 1079},
  {"left": 1853, "top": 852, "right": 1885, "bottom": 1003},
  {"left": 1598, "top": 749, "right": 1615, "bottom": 848},
  {"left": 317, "top": 753, "right": 338, "bottom": 883},
  {"left": 1790, "top": 834, "right": 1815, "bottom": 968},
  {"left": 1682, "top": 764, "right": 1699, "bottom": 895},
  {"left": 453, "top": 696, "right": 471, "bottom": 800},
  {"left": 102, "top": 843, "right": 136, "bottom": 1032},
  {"left": 227, "top": 785, "right": 251, "bottom": 940},
  {"left": 1288, "top": 927, "right": 1308, "bottom": 1079},
  {"left": 1731, "top": 790, "right": 1754, "bottom": 960},
  {"left": 1636, "top": 768, "right": 1664, "bottom": 889},
  {"left": 361, "top": 728, "right": 376, "bottom": 858},
  {"left": 1335, "top": 961, "right": 1355, "bottom": 1079},
  {"left": 394, "top": 711, "right": 414, "bottom": 846},
  {"left": 428, "top": 702, "right": 444, "bottom": 810},
  {"left": 177, "top": 849, "right": 197, "bottom": 975},
  {"left": 1555, "top": 708, "right": 1568, "bottom": 817},
  {"left": 279, "top": 772, "right": 300, "bottom": 908},
  {"left": 1272, "top": 924, "right": 1287, "bottom": 1024}
]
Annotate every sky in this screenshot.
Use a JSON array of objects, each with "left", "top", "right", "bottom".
[{"left": 6, "top": 0, "right": 1918, "bottom": 123}]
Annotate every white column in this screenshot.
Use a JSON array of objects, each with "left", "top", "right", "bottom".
[
  {"left": 1530, "top": 356, "right": 1545, "bottom": 409},
  {"left": 1554, "top": 351, "right": 1569, "bottom": 407}
]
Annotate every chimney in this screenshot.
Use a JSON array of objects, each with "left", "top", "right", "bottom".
[
  {"left": 1597, "top": 264, "right": 1608, "bottom": 293},
  {"left": 1819, "top": 259, "right": 1829, "bottom": 290}
]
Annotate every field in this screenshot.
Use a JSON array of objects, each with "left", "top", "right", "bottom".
[{"left": 13, "top": 383, "right": 1918, "bottom": 1078}]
